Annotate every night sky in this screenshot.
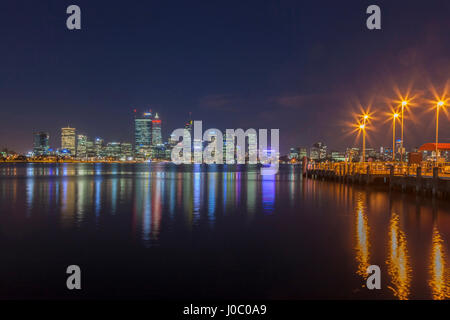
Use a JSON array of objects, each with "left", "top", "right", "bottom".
[{"left": 0, "top": 0, "right": 449, "bottom": 154}]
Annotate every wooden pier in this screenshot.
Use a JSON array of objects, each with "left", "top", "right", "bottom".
[{"left": 304, "top": 162, "right": 450, "bottom": 198}]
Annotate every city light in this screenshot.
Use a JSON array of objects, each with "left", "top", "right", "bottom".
[
  {"left": 392, "top": 112, "right": 399, "bottom": 161},
  {"left": 400, "top": 101, "right": 407, "bottom": 162},
  {"left": 355, "top": 113, "right": 369, "bottom": 162},
  {"left": 4, "top": 88, "right": 450, "bottom": 166},
  {"left": 435, "top": 100, "right": 446, "bottom": 161}
]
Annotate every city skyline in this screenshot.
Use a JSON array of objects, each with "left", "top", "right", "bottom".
[{"left": 12, "top": 93, "right": 450, "bottom": 161}]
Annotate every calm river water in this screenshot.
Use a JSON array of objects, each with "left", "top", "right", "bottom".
[{"left": 0, "top": 163, "right": 449, "bottom": 299}]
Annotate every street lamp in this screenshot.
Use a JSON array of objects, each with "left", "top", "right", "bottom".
[
  {"left": 359, "top": 124, "right": 366, "bottom": 162},
  {"left": 400, "top": 101, "right": 407, "bottom": 162},
  {"left": 435, "top": 101, "right": 445, "bottom": 162},
  {"left": 392, "top": 113, "right": 399, "bottom": 161},
  {"left": 360, "top": 114, "right": 369, "bottom": 162}
]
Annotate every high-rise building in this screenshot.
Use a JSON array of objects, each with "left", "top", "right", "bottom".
[
  {"left": 134, "top": 111, "right": 153, "bottom": 158},
  {"left": 310, "top": 142, "right": 327, "bottom": 161},
  {"left": 299, "top": 148, "right": 308, "bottom": 159},
  {"left": 225, "top": 132, "right": 235, "bottom": 163},
  {"left": 288, "top": 148, "right": 299, "bottom": 160},
  {"left": 247, "top": 131, "right": 257, "bottom": 164},
  {"left": 152, "top": 113, "right": 162, "bottom": 146},
  {"left": 33, "top": 132, "right": 49, "bottom": 156},
  {"left": 77, "top": 134, "right": 87, "bottom": 158},
  {"left": 61, "top": 127, "right": 76, "bottom": 155},
  {"left": 184, "top": 120, "right": 193, "bottom": 161},
  {"left": 395, "top": 139, "right": 402, "bottom": 161},
  {"left": 86, "top": 140, "right": 95, "bottom": 158},
  {"left": 95, "top": 138, "right": 104, "bottom": 158}
]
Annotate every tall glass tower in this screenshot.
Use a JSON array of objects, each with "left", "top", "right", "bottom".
[
  {"left": 152, "top": 113, "right": 162, "bottom": 146},
  {"left": 77, "top": 134, "right": 87, "bottom": 158},
  {"left": 61, "top": 127, "right": 76, "bottom": 155},
  {"left": 33, "top": 132, "right": 49, "bottom": 155},
  {"left": 134, "top": 111, "right": 153, "bottom": 158}
]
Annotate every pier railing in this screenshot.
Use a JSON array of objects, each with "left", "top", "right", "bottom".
[{"left": 309, "top": 162, "right": 450, "bottom": 179}]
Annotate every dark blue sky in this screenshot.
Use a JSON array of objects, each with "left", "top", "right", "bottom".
[{"left": 0, "top": 0, "right": 449, "bottom": 154}]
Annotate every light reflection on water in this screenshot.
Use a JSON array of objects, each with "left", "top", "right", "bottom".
[
  {"left": 354, "top": 193, "right": 370, "bottom": 278},
  {"left": 429, "top": 225, "right": 450, "bottom": 300},
  {"left": 386, "top": 213, "right": 411, "bottom": 300},
  {"left": 1, "top": 163, "right": 450, "bottom": 299}
]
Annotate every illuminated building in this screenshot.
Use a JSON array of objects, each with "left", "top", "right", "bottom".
[
  {"left": 345, "top": 147, "right": 360, "bottom": 162},
  {"left": 288, "top": 148, "right": 299, "bottom": 160},
  {"left": 395, "top": 139, "right": 402, "bottom": 161},
  {"left": 310, "top": 142, "right": 326, "bottom": 161},
  {"left": 152, "top": 113, "right": 162, "bottom": 146},
  {"left": 224, "top": 133, "right": 234, "bottom": 163},
  {"left": 120, "top": 142, "right": 133, "bottom": 160},
  {"left": 134, "top": 111, "right": 153, "bottom": 159},
  {"left": 86, "top": 140, "right": 95, "bottom": 158},
  {"left": 380, "top": 147, "right": 393, "bottom": 161},
  {"left": 33, "top": 132, "right": 49, "bottom": 156},
  {"left": 418, "top": 143, "right": 450, "bottom": 162},
  {"left": 247, "top": 131, "right": 257, "bottom": 164},
  {"left": 184, "top": 120, "right": 193, "bottom": 161},
  {"left": 61, "top": 127, "right": 76, "bottom": 155},
  {"left": 365, "top": 148, "right": 377, "bottom": 160},
  {"left": 77, "top": 134, "right": 87, "bottom": 158},
  {"left": 152, "top": 144, "right": 167, "bottom": 160},
  {"left": 288, "top": 147, "right": 307, "bottom": 161},
  {"left": 95, "top": 138, "right": 104, "bottom": 158},
  {"left": 105, "top": 142, "right": 121, "bottom": 159},
  {"left": 331, "top": 151, "right": 345, "bottom": 162},
  {"left": 163, "top": 142, "right": 172, "bottom": 159},
  {"left": 298, "top": 148, "right": 308, "bottom": 159}
]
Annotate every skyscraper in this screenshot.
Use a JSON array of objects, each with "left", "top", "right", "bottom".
[
  {"left": 134, "top": 111, "right": 152, "bottom": 158},
  {"left": 61, "top": 127, "right": 76, "bottom": 155},
  {"left": 152, "top": 113, "right": 162, "bottom": 146},
  {"left": 310, "top": 142, "right": 327, "bottom": 161},
  {"left": 77, "top": 134, "right": 87, "bottom": 158},
  {"left": 247, "top": 131, "right": 257, "bottom": 164},
  {"left": 95, "top": 138, "right": 104, "bottom": 158},
  {"left": 33, "top": 132, "right": 49, "bottom": 156},
  {"left": 86, "top": 139, "right": 95, "bottom": 158}
]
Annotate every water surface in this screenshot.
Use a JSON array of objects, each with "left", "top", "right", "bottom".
[{"left": 0, "top": 163, "right": 449, "bottom": 299}]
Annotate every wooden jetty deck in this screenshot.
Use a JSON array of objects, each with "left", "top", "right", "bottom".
[{"left": 304, "top": 162, "right": 450, "bottom": 198}]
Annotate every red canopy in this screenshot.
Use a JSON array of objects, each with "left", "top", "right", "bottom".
[{"left": 418, "top": 143, "right": 450, "bottom": 151}]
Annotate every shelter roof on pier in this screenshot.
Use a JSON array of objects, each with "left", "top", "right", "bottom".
[{"left": 418, "top": 143, "right": 450, "bottom": 151}]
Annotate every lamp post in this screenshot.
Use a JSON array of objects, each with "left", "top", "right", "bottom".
[
  {"left": 360, "top": 124, "right": 366, "bottom": 163},
  {"left": 435, "top": 101, "right": 445, "bottom": 162},
  {"left": 392, "top": 113, "right": 399, "bottom": 161},
  {"left": 400, "top": 101, "right": 407, "bottom": 162},
  {"left": 361, "top": 114, "right": 368, "bottom": 162}
]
